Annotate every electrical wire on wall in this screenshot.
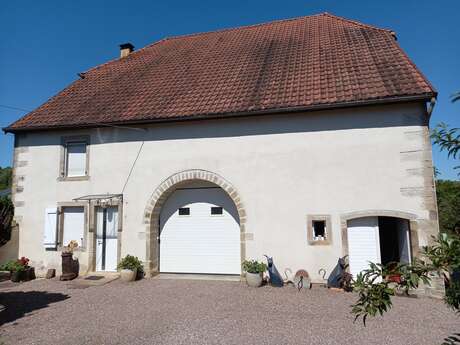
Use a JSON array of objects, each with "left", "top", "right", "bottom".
[
  {"left": 2, "top": 102, "right": 147, "bottom": 196},
  {"left": 121, "top": 140, "right": 145, "bottom": 194}
]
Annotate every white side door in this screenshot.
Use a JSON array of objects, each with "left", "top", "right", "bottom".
[
  {"left": 160, "top": 188, "right": 241, "bottom": 274},
  {"left": 347, "top": 216, "right": 381, "bottom": 278},
  {"left": 96, "top": 207, "right": 118, "bottom": 272}
]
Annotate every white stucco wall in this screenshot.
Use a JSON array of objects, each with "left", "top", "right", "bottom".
[{"left": 9, "top": 102, "right": 438, "bottom": 281}]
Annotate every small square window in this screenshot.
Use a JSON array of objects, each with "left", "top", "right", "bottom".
[
  {"left": 307, "top": 215, "right": 331, "bottom": 245},
  {"left": 211, "top": 207, "right": 223, "bottom": 215},
  {"left": 178, "top": 207, "right": 190, "bottom": 216},
  {"left": 312, "top": 220, "right": 326, "bottom": 241}
]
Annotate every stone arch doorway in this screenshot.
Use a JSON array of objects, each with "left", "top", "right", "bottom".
[
  {"left": 143, "top": 169, "right": 247, "bottom": 276},
  {"left": 340, "top": 210, "right": 420, "bottom": 277}
]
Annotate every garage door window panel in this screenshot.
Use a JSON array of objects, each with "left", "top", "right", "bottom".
[{"left": 178, "top": 207, "right": 190, "bottom": 216}]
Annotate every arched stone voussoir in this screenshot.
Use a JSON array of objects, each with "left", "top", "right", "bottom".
[{"left": 143, "top": 169, "right": 247, "bottom": 276}]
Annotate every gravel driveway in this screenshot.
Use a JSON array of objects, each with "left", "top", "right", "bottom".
[{"left": 0, "top": 277, "right": 458, "bottom": 345}]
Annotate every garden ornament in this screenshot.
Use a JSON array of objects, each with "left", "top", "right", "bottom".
[
  {"left": 318, "top": 268, "right": 327, "bottom": 287},
  {"left": 284, "top": 268, "right": 295, "bottom": 285},
  {"left": 264, "top": 255, "right": 284, "bottom": 287},
  {"left": 327, "top": 255, "right": 350, "bottom": 289},
  {"left": 293, "top": 269, "right": 311, "bottom": 290}
]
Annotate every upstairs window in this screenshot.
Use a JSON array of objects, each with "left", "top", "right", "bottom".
[
  {"left": 60, "top": 136, "right": 90, "bottom": 180},
  {"left": 66, "top": 142, "right": 87, "bottom": 177}
]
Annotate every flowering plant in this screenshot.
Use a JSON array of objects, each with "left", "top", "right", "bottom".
[{"left": 0, "top": 257, "right": 30, "bottom": 272}]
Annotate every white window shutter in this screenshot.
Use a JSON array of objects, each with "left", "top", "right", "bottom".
[
  {"left": 66, "top": 143, "right": 86, "bottom": 177},
  {"left": 44, "top": 207, "right": 58, "bottom": 249}
]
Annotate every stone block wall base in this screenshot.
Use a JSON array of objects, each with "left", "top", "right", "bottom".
[{"left": 414, "top": 273, "right": 445, "bottom": 299}]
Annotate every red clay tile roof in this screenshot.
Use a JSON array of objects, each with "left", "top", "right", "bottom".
[{"left": 5, "top": 13, "right": 436, "bottom": 132}]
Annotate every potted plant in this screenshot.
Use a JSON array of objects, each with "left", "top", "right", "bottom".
[
  {"left": 385, "top": 262, "right": 402, "bottom": 284},
  {"left": 242, "top": 259, "right": 267, "bottom": 287},
  {"left": 118, "top": 255, "right": 143, "bottom": 282},
  {"left": 0, "top": 257, "right": 34, "bottom": 282},
  {"left": 61, "top": 240, "right": 79, "bottom": 281}
]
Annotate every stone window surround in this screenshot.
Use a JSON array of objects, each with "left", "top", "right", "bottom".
[
  {"left": 58, "top": 135, "right": 90, "bottom": 181},
  {"left": 56, "top": 201, "right": 89, "bottom": 251},
  {"left": 307, "top": 215, "right": 332, "bottom": 245}
]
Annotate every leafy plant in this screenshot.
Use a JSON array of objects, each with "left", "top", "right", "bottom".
[
  {"left": 445, "top": 280, "right": 460, "bottom": 313},
  {"left": 117, "top": 255, "right": 143, "bottom": 272},
  {"left": 442, "top": 332, "right": 460, "bottom": 345},
  {"left": 0, "top": 257, "right": 30, "bottom": 272},
  {"left": 351, "top": 261, "right": 430, "bottom": 325},
  {"left": 351, "top": 233, "right": 460, "bottom": 325},
  {"left": 423, "top": 233, "right": 460, "bottom": 272},
  {"left": 242, "top": 259, "right": 267, "bottom": 274}
]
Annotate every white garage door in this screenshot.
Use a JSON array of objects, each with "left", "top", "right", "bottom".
[
  {"left": 159, "top": 188, "right": 241, "bottom": 274},
  {"left": 347, "top": 217, "right": 381, "bottom": 278}
]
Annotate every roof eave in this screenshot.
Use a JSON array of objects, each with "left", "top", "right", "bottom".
[{"left": 3, "top": 93, "right": 436, "bottom": 134}]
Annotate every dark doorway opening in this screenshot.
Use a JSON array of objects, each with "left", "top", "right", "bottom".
[{"left": 378, "top": 217, "right": 411, "bottom": 265}]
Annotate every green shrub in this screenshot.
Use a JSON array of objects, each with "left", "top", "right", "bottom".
[
  {"left": 117, "top": 255, "right": 144, "bottom": 272},
  {"left": 242, "top": 259, "right": 267, "bottom": 274},
  {"left": 0, "top": 196, "right": 14, "bottom": 246},
  {"left": 0, "top": 259, "right": 27, "bottom": 272}
]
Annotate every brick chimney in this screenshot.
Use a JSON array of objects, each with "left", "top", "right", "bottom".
[{"left": 119, "top": 43, "right": 134, "bottom": 58}]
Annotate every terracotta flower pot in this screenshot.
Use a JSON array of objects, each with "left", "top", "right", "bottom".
[
  {"left": 120, "top": 268, "right": 137, "bottom": 282},
  {"left": 246, "top": 272, "right": 263, "bottom": 287},
  {"left": 387, "top": 274, "right": 402, "bottom": 284}
]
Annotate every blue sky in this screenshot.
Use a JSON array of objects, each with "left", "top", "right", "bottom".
[{"left": 1, "top": 1, "right": 459, "bottom": 179}]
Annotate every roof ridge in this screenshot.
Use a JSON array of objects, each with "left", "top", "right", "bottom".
[
  {"left": 322, "top": 12, "right": 393, "bottom": 33},
  {"left": 81, "top": 13, "right": 392, "bottom": 77},
  {"left": 80, "top": 13, "right": 326, "bottom": 76},
  {"left": 81, "top": 38, "right": 170, "bottom": 75},
  {"left": 162, "top": 13, "right": 325, "bottom": 41}
]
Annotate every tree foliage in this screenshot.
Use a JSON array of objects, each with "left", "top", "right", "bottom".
[
  {"left": 0, "top": 196, "right": 14, "bottom": 246},
  {"left": 437, "top": 180, "right": 460, "bottom": 235},
  {"left": 452, "top": 92, "right": 460, "bottom": 103},
  {"left": 432, "top": 123, "right": 460, "bottom": 173},
  {"left": 0, "top": 166, "right": 12, "bottom": 191},
  {"left": 431, "top": 92, "right": 460, "bottom": 175}
]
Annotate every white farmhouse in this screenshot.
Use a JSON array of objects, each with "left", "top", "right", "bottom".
[{"left": 3, "top": 13, "right": 442, "bottom": 295}]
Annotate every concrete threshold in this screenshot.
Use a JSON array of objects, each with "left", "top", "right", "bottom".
[
  {"left": 153, "top": 273, "right": 242, "bottom": 282},
  {"left": 68, "top": 272, "right": 120, "bottom": 288}
]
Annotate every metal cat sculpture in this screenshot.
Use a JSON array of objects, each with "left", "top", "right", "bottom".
[{"left": 264, "top": 255, "right": 284, "bottom": 287}]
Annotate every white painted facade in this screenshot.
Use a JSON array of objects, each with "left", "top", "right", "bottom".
[{"left": 9, "top": 102, "right": 439, "bottom": 282}]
